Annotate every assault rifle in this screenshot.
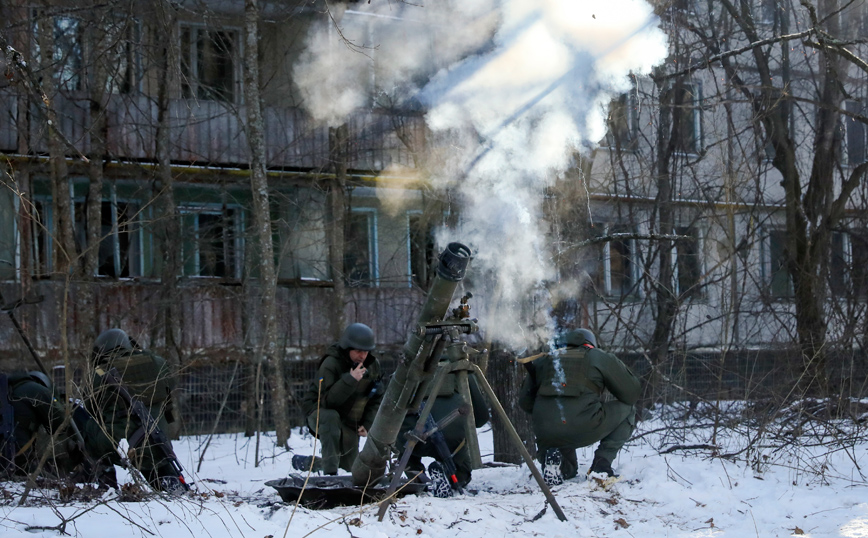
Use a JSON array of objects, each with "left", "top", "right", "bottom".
[
  {"left": 423, "top": 412, "right": 463, "bottom": 493},
  {"left": 0, "top": 374, "right": 16, "bottom": 474},
  {"left": 376, "top": 404, "right": 468, "bottom": 520},
  {"left": 97, "top": 367, "right": 189, "bottom": 492}
]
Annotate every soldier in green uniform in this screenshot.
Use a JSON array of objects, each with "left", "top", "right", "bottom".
[
  {"left": 519, "top": 328, "right": 640, "bottom": 485},
  {"left": 295, "top": 323, "right": 384, "bottom": 475},
  {"left": 1, "top": 370, "right": 116, "bottom": 486},
  {"left": 398, "top": 367, "right": 489, "bottom": 497},
  {"left": 85, "top": 328, "right": 181, "bottom": 491}
]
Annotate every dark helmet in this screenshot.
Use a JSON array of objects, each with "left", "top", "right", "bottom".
[
  {"left": 27, "top": 370, "right": 51, "bottom": 389},
  {"left": 563, "top": 328, "right": 597, "bottom": 348},
  {"left": 93, "top": 328, "right": 133, "bottom": 356},
  {"left": 339, "top": 323, "right": 376, "bottom": 351}
]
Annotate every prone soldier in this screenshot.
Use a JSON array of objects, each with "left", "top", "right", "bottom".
[{"left": 519, "top": 328, "right": 641, "bottom": 485}]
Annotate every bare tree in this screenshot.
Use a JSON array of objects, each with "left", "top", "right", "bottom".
[{"left": 244, "top": 0, "right": 290, "bottom": 446}]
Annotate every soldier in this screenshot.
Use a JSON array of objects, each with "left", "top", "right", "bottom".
[
  {"left": 519, "top": 328, "right": 640, "bottom": 485},
  {"left": 85, "top": 328, "right": 183, "bottom": 491},
  {"left": 398, "top": 366, "right": 489, "bottom": 497},
  {"left": 294, "top": 323, "right": 384, "bottom": 475},
  {"left": 1, "top": 370, "right": 116, "bottom": 486}
]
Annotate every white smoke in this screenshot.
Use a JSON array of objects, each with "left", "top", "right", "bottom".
[{"left": 293, "top": 0, "right": 668, "bottom": 348}]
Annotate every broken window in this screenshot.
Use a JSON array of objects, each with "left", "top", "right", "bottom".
[
  {"left": 675, "top": 226, "right": 702, "bottom": 300},
  {"left": 765, "top": 229, "right": 792, "bottom": 298},
  {"left": 344, "top": 209, "right": 377, "bottom": 287},
  {"left": 605, "top": 91, "right": 638, "bottom": 151},
  {"left": 409, "top": 212, "right": 434, "bottom": 289},
  {"left": 664, "top": 81, "right": 703, "bottom": 155},
  {"left": 180, "top": 207, "right": 241, "bottom": 278},
  {"left": 276, "top": 188, "right": 329, "bottom": 281},
  {"left": 180, "top": 25, "right": 238, "bottom": 103}
]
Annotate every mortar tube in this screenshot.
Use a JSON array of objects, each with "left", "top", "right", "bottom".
[{"left": 351, "top": 242, "right": 471, "bottom": 487}]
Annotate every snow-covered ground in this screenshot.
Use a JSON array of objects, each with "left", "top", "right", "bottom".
[{"left": 2, "top": 404, "right": 866, "bottom": 537}]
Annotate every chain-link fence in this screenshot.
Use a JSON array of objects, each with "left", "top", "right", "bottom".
[{"left": 176, "top": 354, "right": 401, "bottom": 436}]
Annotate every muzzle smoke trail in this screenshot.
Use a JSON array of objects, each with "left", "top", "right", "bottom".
[{"left": 293, "top": 0, "right": 668, "bottom": 348}]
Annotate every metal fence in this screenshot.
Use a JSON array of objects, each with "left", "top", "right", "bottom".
[
  {"left": 175, "top": 354, "right": 402, "bottom": 436},
  {"left": 173, "top": 347, "right": 868, "bottom": 435}
]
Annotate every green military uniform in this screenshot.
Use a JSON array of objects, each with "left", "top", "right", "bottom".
[
  {"left": 519, "top": 344, "right": 640, "bottom": 479},
  {"left": 1, "top": 372, "right": 115, "bottom": 484},
  {"left": 2, "top": 372, "right": 71, "bottom": 475},
  {"left": 398, "top": 369, "right": 489, "bottom": 488},
  {"left": 87, "top": 348, "right": 178, "bottom": 486},
  {"left": 300, "top": 344, "right": 384, "bottom": 475}
]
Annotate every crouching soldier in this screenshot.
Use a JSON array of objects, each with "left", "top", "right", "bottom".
[
  {"left": 85, "top": 328, "right": 187, "bottom": 492},
  {"left": 398, "top": 366, "right": 490, "bottom": 497},
  {"left": 294, "top": 323, "right": 384, "bottom": 475},
  {"left": 519, "top": 328, "right": 640, "bottom": 485},
  {"left": 1, "top": 370, "right": 116, "bottom": 486}
]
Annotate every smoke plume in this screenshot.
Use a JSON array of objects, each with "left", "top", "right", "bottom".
[{"left": 293, "top": 0, "right": 668, "bottom": 348}]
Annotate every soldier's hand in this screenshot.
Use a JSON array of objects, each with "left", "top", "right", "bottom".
[
  {"left": 357, "top": 426, "right": 368, "bottom": 437},
  {"left": 351, "top": 362, "right": 366, "bottom": 381}
]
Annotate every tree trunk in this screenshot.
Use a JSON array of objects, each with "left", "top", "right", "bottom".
[
  {"left": 327, "top": 124, "right": 348, "bottom": 339},
  {"left": 153, "top": 6, "right": 183, "bottom": 436},
  {"left": 36, "top": 13, "right": 76, "bottom": 278},
  {"left": 244, "top": 0, "right": 289, "bottom": 447},
  {"left": 488, "top": 347, "right": 535, "bottom": 463},
  {"left": 646, "top": 76, "right": 679, "bottom": 399}
]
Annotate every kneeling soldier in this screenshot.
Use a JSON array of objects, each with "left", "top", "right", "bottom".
[
  {"left": 519, "top": 328, "right": 640, "bottom": 485},
  {"left": 295, "top": 323, "right": 384, "bottom": 475}
]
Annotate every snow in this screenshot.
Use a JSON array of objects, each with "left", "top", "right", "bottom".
[{"left": 2, "top": 406, "right": 866, "bottom": 538}]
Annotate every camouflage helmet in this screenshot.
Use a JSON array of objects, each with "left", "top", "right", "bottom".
[
  {"left": 93, "top": 328, "right": 133, "bottom": 356},
  {"left": 563, "top": 328, "right": 597, "bottom": 348},
  {"left": 339, "top": 323, "right": 376, "bottom": 351},
  {"left": 27, "top": 370, "right": 51, "bottom": 389}
]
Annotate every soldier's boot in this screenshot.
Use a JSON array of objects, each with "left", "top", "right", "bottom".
[
  {"left": 427, "top": 462, "right": 453, "bottom": 498},
  {"left": 292, "top": 454, "right": 321, "bottom": 473},
  {"left": 542, "top": 448, "right": 564, "bottom": 486},
  {"left": 158, "top": 475, "right": 187, "bottom": 495},
  {"left": 588, "top": 455, "right": 617, "bottom": 478}
]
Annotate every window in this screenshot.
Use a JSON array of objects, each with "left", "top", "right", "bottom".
[
  {"left": 276, "top": 189, "right": 329, "bottom": 281},
  {"left": 672, "top": 0, "right": 693, "bottom": 12},
  {"left": 587, "top": 224, "right": 638, "bottom": 299},
  {"left": 605, "top": 92, "right": 638, "bottom": 151},
  {"left": 73, "top": 198, "right": 143, "bottom": 278},
  {"left": 29, "top": 199, "right": 51, "bottom": 277},
  {"left": 830, "top": 232, "right": 850, "bottom": 297},
  {"left": 344, "top": 209, "right": 377, "bottom": 287},
  {"left": 180, "top": 25, "right": 238, "bottom": 102},
  {"left": 99, "top": 19, "right": 141, "bottom": 94},
  {"left": 408, "top": 212, "right": 434, "bottom": 289},
  {"left": 664, "top": 81, "right": 702, "bottom": 154},
  {"left": 180, "top": 207, "right": 241, "bottom": 278},
  {"left": 674, "top": 226, "right": 702, "bottom": 299},
  {"left": 765, "top": 229, "right": 792, "bottom": 298},
  {"left": 34, "top": 15, "right": 83, "bottom": 91},
  {"left": 844, "top": 101, "right": 867, "bottom": 166},
  {"left": 755, "top": 0, "right": 777, "bottom": 25},
  {"left": 0, "top": 187, "right": 16, "bottom": 280},
  {"left": 851, "top": 232, "right": 868, "bottom": 299}
]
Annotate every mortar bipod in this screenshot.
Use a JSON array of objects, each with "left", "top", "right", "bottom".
[{"left": 377, "top": 325, "right": 567, "bottom": 522}]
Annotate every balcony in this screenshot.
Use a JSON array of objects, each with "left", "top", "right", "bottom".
[{"left": 0, "top": 89, "right": 425, "bottom": 173}]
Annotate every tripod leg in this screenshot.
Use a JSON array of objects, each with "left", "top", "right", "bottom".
[
  {"left": 469, "top": 364, "right": 568, "bottom": 522},
  {"left": 377, "top": 364, "right": 450, "bottom": 521},
  {"left": 455, "top": 369, "right": 482, "bottom": 470}
]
